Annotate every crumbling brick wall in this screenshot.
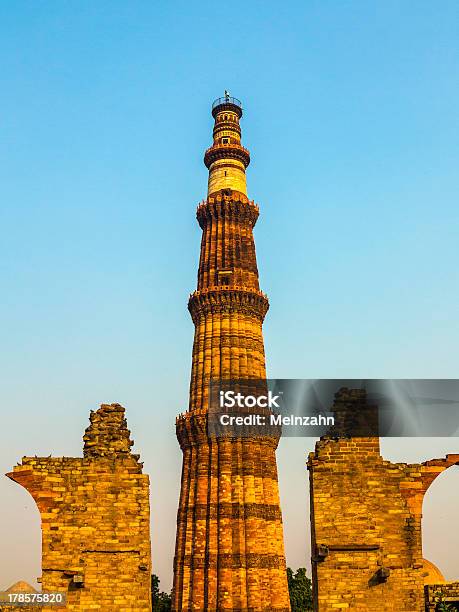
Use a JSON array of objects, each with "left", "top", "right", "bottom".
[
  {"left": 6, "top": 403, "right": 152, "bottom": 612},
  {"left": 308, "top": 389, "right": 459, "bottom": 612}
]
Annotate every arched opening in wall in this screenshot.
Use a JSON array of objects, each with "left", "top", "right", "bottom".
[
  {"left": 0, "top": 478, "right": 41, "bottom": 591},
  {"left": 422, "top": 465, "right": 459, "bottom": 583},
  {"left": 275, "top": 437, "right": 313, "bottom": 577}
]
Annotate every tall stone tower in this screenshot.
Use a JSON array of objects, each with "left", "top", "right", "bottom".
[{"left": 173, "top": 95, "right": 291, "bottom": 612}]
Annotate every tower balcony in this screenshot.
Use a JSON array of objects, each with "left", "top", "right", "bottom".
[
  {"left": 212, "top": 95, "right": 243, "bottom": 118},
  {"left": 204, "top": 142, "right": 250, "bottom": 169},
  {"left": 188, "top": 286, "right": 269, "bottom": 324}
]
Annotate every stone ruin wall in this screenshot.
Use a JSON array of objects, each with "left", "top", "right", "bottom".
[
  {"left": 308, "top": 389, "right": 459, "bottom": 612},
  {"left": 6, "top": 403, "right": 152, "bottom": 612},
  {"left": 425, "top": 583, "right": 459, "bottom": 610}
]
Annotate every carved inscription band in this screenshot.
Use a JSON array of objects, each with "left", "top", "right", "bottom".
[
  {"left": 174, "top": 552, "right": 287, "bottom": 570},
  {"left": 177, "top": 502, "right": 282, "bottom": 522}
]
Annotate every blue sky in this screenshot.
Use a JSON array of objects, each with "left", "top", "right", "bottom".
[{"left": 0, "top": 0, "right": 458, "bottom": 591}]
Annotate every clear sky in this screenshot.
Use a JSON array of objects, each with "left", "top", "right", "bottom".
[{"left": 1, "top": 0, "right": 458, "bottom": 592}]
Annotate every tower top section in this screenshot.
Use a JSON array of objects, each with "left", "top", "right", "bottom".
[
  {"left": 205, "top": 93, "right": 249, "bottom": 197},
  {"left": 211, "top": 93, "right": 243, "bottom": 118}
]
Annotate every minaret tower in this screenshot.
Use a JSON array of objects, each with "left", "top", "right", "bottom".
[{"left": 173, "top": 94, "right": 291, "bottom": 612}]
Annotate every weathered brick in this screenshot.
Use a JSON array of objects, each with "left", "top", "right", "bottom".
[{"left": 6, "top": 404, "right": 151, "bottom": 612}]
